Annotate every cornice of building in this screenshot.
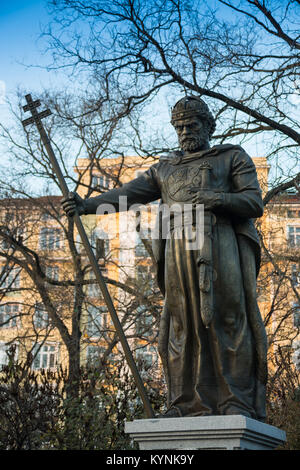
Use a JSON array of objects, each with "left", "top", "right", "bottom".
[
  {"left": 270, "top": 193, "right": 300, "bottom": 205},
  {"left": 0, "top": 195, "right": 61, "bottom": 208}
]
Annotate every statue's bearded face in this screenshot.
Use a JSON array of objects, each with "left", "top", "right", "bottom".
[{"left": 173, "top": 117, "right": 209, "bottom": 153}]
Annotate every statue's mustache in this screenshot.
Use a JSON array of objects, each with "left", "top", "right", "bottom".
[{"left": 181, "top": 136, "right": 198, "bottom": 142}]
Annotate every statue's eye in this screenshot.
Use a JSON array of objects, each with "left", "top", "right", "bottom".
[{"left": 190, "top": 122, "right": 199, "bottom": 129}]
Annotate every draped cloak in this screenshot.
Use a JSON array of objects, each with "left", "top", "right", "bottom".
[{"left": 85, "top": 144, "right": 268, "bottom": 420}]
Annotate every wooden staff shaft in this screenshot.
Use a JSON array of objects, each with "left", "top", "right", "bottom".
[{"left": 22, "top": 94, "right": 155, "bottom": 418}]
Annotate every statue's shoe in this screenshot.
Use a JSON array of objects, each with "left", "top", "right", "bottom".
[
  {"left": 223, "top": 405, "right": 252, "bottom": 418},
  {"left": 156, "top": 407, "right": 182, "bottom": 418}
]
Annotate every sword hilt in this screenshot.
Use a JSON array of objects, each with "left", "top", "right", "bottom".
[{"left": 199, "top": 161, "right": 213, "bottom": 190}]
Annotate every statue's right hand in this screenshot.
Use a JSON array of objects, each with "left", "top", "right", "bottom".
[{"left": 61, "top": 192, "right": 86, "bottom": 217}]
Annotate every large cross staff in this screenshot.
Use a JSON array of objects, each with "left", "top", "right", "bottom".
[{"left": 22, "top": 94, "right": 155, "bottom": 419}]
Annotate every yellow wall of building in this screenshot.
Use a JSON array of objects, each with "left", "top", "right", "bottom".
[{"left": 0, "top": 154, "right": 299, "bottom": 375}]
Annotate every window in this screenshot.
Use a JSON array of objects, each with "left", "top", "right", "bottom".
[
  {"left": 86, "top": 271, "right": 103, "bottom": 298},
  {"left": 90, "top": 230, "right": 109, "bottom": 260},
  {"left": 287, "top": 210, "right": 300, "bottom": 218},
  {"left": 32, "top": 343, "right": 59, "bottom": 370},
  {"left": 1, "top": 238, "right": 11, "bottom": 251},
  {"left": 0, "top": 342, "right": 8, "bottom": 368},
  {"left": 136, "top": 264, "right": 155, "bottom": 293},
  {"left": 288, "top": 226, "right": 300, "bottom": 247},
  {"left": 41, "top": 212, "right": 53, "bottom": 221},
  {"left": 33, "top": 303, "right": 50, "bottom": 329},
  {"left": 86, "top": 345, "right": 106, "bottom": 366},
  {"left": 45, "top": 265, "right": 59, "bottom": 282},
  {"left": 136, "top": 305, "right": 153, "bottom": 337},
  {"left": 39, "top": 228, "right": 63, "bottom": 250},
  {"left": 293, "top": 303, "right": 300, "bottom": 328},
  {"left": 135, "top": 345, "right": 157, "bottom": 369},
  {"left": 87, "top": 305, "right": 107, "bottom": 337},
  {"left": 0, "top": 342, "right": 18, "bottom": 368},
  {"left": 136, "top": 264, "right": 153, "bottom": 280},
  {"left": 1, "top": 227, "right": 26, "bottom": 251},
  {"left": 0, "top": 303, "right": 20, "bottom": 328},
  {"left": 292, "top": 341, "right": 300, "bottom": 371},
  {"left": 1, "top": 267, "right": 21, "bottom": 289},
  {"left": 135, "top": 238, "right": 149, "bottom": 258},
  {"left": 4, "top": 212, "right": 15, "bottom": 223},
  {"left": 96, "top": 239, "right": 107, "bottom": 259},
  {"left": 291, "top": 264, "right": 300, "bottom": 287},
  {"left": 91, "top": 174, "right": 110, "bottom": 189}
]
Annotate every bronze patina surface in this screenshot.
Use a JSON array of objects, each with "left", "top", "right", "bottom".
[{"left": 62, "top": 96, "right": 267, "bottom": 421}]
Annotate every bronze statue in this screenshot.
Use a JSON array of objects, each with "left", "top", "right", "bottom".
[{"left": 62, "top": 96, "right": 268, "bottom": 421}]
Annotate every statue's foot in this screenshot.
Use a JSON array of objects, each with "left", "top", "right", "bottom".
[
  {"left": 223, "top": 405, "right": 252, "bottom": 418},
  {"left": 156, "top": 407, "right": 182, "bottom": 418}
]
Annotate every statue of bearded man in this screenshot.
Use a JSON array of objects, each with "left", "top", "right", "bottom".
[{"left": 62, "top": 96, "right": 268, "bottom": 421}]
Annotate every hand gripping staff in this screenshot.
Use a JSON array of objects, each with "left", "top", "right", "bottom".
[{"left": 22, "top": 94, "right": 155, "bottom": 419}]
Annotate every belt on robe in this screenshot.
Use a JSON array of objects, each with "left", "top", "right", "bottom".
[{"left": 162, "top": 211, "right": 232, "bottom": 233}]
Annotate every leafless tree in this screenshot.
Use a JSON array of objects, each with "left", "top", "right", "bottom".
[
  {"left": 44, "top": 0, "right": 299, "bottom": 186},
  {"left": 43, "top": 0, "right": 300, "bottom": 396},
  {"left": 1, "top": 1, "right": 299, "bottom": 419},
  {"left": 0, "top": 92, "right": 163, "bottom": 400}
]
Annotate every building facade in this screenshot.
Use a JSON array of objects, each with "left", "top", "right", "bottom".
[{"left": 0, "top": 155, "right": 299, "bottom": 377}]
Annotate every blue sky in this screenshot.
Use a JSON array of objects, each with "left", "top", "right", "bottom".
[
  {"left": 0, "top": 0, "right": 297, "bottom": 176},
  {"left": 0, "top": 0, "right": 75, "bottom": 191},
  {"left": 0, "top": 0, "right": 266, "bottom": 178},
  {"left": 0, "top": 1, "right": 66, "bottom": 121}
]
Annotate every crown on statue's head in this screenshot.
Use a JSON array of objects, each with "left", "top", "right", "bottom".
[{"left": 171, "top": 95, "right": 216, "bottom": 139}]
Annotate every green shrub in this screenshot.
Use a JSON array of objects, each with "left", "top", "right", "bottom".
[{"left": 0, "top": 347, "right": 166, "bottom": 450}]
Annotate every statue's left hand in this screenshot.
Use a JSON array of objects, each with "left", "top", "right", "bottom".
[{"left": 189, "top": 188, "right": 223, "bottom": 211}]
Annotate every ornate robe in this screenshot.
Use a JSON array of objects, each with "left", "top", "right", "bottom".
[{"left": 85, "top": 144, "right": 268, "bottom": 420}]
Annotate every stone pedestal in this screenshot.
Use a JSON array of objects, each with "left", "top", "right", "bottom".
[{"left": 125, "top": 415, "right": 286, "bottom": 450}]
